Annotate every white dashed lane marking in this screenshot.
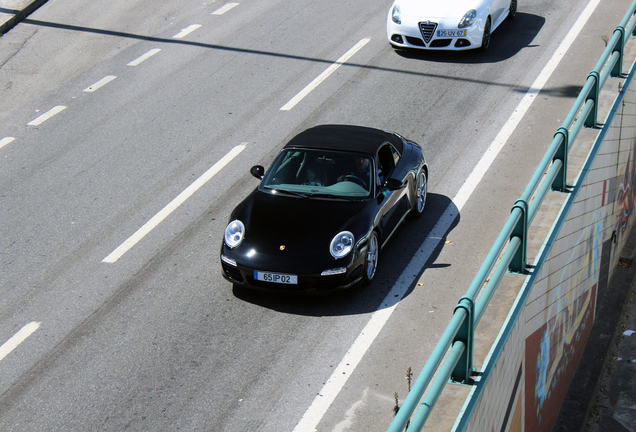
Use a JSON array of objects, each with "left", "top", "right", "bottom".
[
  {"left": 212, "top": 3, "right": 239, "bottom": 15},
  {"left": 0, "top": 137, "right": 15, "bottom": 150},
  {"left": 280, "top": 38, "right": 370, "bottom": 111},
  {"left": 0, "top": 322, "right": 40, "bottom": 362},
  {"left": 102, "top": 144, "right": 247, "bottom": 263},
  {"left": 127, "top": 49, "right": 162, "bottom": 66},
  {"left": 173, "top": 24, "right": 201, "bottom": 39},
  {"left": 83, "top": 76, "right": 117, "bottom": 93},
  {"left": 27, "top": 106, "right": 67, "bottom": 126}
]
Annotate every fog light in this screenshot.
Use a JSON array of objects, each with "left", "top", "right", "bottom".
[
  {"left": 221, "top": 254, "right": 237, "bottom": 267},
  {"left": 321, "top": 267, "right": 347, "bottom": 276}
]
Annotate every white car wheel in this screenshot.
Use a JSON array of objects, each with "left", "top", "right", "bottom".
[
  {"left": 480, "top": 17, "right": 491, "bottom": 52},
  {"left": 508, "top": 0, "right": 517, "bottom": 19}
]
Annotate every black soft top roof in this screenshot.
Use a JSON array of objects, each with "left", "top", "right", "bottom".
[{"left": 283, "top": 125, "right": 404, "bottom": 155}]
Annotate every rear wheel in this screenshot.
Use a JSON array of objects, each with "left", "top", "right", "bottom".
[
  {"left": 480, "top": 17, "right": 491, "bottom": 52},
  {"left": 363, "top": 231, "right": 379, "bottom": 285}
]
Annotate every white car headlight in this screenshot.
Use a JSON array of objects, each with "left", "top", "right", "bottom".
[
  {"left": 458, "top": 10, "right": 477, "bottom": 28},
  {"left": 224, "top": 220, "right": 245, "bottom": 249},
  {"left": 391, "top": 5, "right": 401, "bottom": 25},
  {"left": 330, "top": 231, "right": 354, "bottom": 259}
]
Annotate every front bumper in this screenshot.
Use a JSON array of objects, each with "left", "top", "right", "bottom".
[
  {"left": 387, "top": 16, "right": 483, "bottom": 51},
  {"left": 220, "top": 237, "right": 371, "bottom": 293},
  {"left": 220, "top": 254, "right": 365, "bottom": 293}
]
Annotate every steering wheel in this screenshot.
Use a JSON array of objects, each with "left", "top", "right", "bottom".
[{"left": 344, "top": 175, "right": 367, "bottom": 188}]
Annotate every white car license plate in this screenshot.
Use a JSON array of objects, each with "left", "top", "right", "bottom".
[
  {"left": 437, "top": 29, "right": 466, "bottom": 37},
  {"left": 254, "top": 271, "right": 298, "bottom": 285}
]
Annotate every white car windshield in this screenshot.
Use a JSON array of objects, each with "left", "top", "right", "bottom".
[{"left": 260, "top": 149, "right": 374, "bottom": 198}]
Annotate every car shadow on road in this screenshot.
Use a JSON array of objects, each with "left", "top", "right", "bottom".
[
  {"left": 394, "top": 13, "right": 545, "bottom": 64},
  {"left": 232, "top": 193, "right": 459, "bottom": 316}
]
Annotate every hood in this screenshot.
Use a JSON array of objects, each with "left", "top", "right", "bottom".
[
  {"left": 396, "top": 0, "right": 478, "bottom": 20},
  {"left": 234, "top": 190, "right": 369, "bottom": 258}
]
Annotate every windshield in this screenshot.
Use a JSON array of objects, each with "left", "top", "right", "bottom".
[{"left": 260, "top": 149, "right": 374, "bottom": 198}]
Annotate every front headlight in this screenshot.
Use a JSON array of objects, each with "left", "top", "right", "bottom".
[
  {"left": 458, "top": 10, "right": 477, "bottom": 28},
  {"left": 330, "top": 231, "right": 354, "bottom": 259},
  {"left": 391, "top": 5, "right": 401, "bottom": 25},
  {"left": 224, "top": 220, "right": 245, "bottom": 249}
]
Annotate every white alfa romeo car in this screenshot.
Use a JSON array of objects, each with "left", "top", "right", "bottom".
[{"left": 387, "top": 0, "right": 516, "bottom": 51}]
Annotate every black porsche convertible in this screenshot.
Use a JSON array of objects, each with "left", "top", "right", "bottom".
[{"left": 220, "top": 125, "right": 428, "bottom": 293}]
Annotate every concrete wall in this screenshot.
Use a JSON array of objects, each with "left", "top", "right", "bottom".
[{"left": 453, "top": 63, "right": 636, "bottom": 432}]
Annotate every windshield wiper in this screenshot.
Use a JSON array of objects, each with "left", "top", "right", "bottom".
[
  {"left": 305, "top": 192, "right": 353, "bottom": 200},
  {"left": 265, "top": 187, "right": 308, "bottom": 198}
]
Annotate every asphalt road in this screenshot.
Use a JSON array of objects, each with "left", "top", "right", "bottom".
[{"left": 0, "top": 0, "right": 631, "bottom": 430}]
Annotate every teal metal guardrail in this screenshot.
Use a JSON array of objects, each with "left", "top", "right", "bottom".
[{"left": 387, "top": 2, "right": 636, "bottom": 431}]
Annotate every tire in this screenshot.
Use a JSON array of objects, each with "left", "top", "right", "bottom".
[
  {"left": 507, "top": 0, "right": 517, "bottom": 20},
  {"left": 413, "top": 170, "right": 427, "bottom": 217},
  {"left": 363, "top": 231, "right": 379, "bottom": 285},
  {"left": 480, "top": 18, "right": 491, "bottom": 52}
]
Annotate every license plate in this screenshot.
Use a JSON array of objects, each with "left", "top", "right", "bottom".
[
  {"left": 254, "top": 271, "right": 298, "bottom": 284},
  {"left": 437, "top": 29, "right": 466, "bottom": 37}
]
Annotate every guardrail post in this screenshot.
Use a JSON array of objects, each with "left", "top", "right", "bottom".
[
  {"left": 612, "top": 26, "right": 625, "bottom": 77},
  {"left": 450, "top": 296, "right": 474, "bottom": 384},
  {"left": 585, "top": 71, "right": 600, "bottom": 128},
  {"left": 552, "top": 127, "right": 569, "bottom": 192},
  {"left": 509, "top": 200, "right": 528, "bottom": 273}
]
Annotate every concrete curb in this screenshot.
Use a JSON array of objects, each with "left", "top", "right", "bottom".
[{"left": 0, "top": 0, "right": 49, "bottom": 36}]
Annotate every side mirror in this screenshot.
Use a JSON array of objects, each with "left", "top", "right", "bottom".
[
  {"left": 383, "top": 178, "right": 403, "bottom": 191},
  {"left": 250, "top": 165, "right": 265, "bottom": 180}
]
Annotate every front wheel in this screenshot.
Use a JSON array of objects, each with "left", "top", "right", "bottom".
[
  {"left": 363, "top": 231, "right": 379, "bottom": 285},
  {"left": 480, "top": 18, "right": 491, "bottom": 52},
  {"left": 507, "top": 0, "right": 517, "bottom": 20},
  {"left": 413, "top": 170, "right": 427, "bottom": 217}
]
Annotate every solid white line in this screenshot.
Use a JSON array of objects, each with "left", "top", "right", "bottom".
[
  {"left": 83, "top": 75, "right": 117, "bottom": 93},
  {"left": 127, "top": 49, "right": 162, "bottom": 66},
  {"left": 102, "top": 144, "right": 247, "bottom": 263},
  {"left": 0, "top": 137, "right": 15, "bottom": 150},
  {"left": 292, "top": 210, "right": 455, "bottom": 432},
  {"left": 212, "top": 3, "right": 239, "bottom": 15},
  {"left": 453, "top": 0, "right": 601, "bottom": 210},
  {"left": 27, "top": 106, "right": 66, "bottom": 126},
  {"left": 280, "top": 38, "right": 371, "bottom": 111},
  {"left": 291, "top": 0, "right": 602, "bottom": 429},
  {"left": 0, "top": 322, "right": 41, "bottom": 362},
  {"left": 173, "top": 24, "right": 201, "bottom": 39}
]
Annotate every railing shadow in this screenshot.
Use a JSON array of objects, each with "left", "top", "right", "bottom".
[{"left": 16, "top": 17, "right": 545, "bottom": 92}]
